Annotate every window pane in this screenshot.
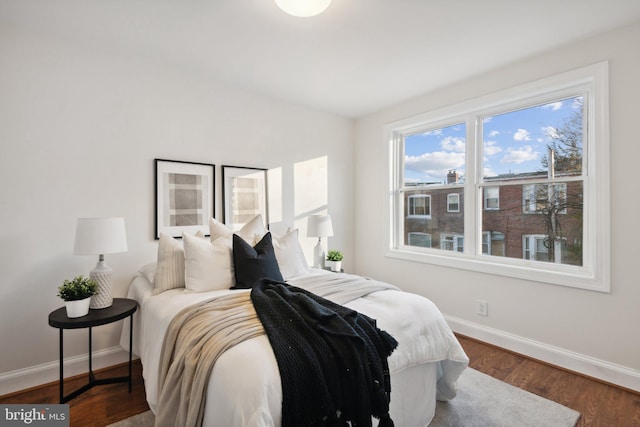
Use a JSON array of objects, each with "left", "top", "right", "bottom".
[
  {"left": 407, "top": 194, "right": 430, "bottom": 217},
  {"left": 482, "top": 182, "right": 583, "bottom": 266},
  {"left": 447, "top": 193, "right": 460, "bottom": 212},
  {"left": 405, "top": 123, "right": 466, "bottom": 186},
  {"left": 408, "top": 232, "right": 431, "bottom": 248},
  {"left": 523, "top": 183, "right": 567, "bottom": 214},
  {"left": 484, "top": 186, "right": 499, "bottom": 210},
  {"left": 482, "top": 96, "right": 583, "bottom": 180}
]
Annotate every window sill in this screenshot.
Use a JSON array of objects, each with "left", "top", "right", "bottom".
[{"left": 385, "top": 247, "right": 609, "bottom": 293}]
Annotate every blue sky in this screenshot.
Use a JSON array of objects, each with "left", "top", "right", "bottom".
[{"left": 404, "top": 95, "right": 583, "bottom": 184}]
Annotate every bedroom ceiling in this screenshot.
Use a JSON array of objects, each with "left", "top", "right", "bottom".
[{"left": 3, "top": 0, "right": 640, "bottom": 118}]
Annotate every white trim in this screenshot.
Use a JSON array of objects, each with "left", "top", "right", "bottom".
[
  {"left": 446, "top": 315, "right": 640, "bottom": 393},
  {"left": 0, "top": 346, "right": 133, "bottom": 396}
]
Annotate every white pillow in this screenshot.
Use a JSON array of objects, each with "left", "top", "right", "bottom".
[
  {"left": 154, "top": 233, "right": 186, "bottom": 294},
  {"left": 209, "top": 214, "right": 266, "bottom": 245},
  {"left": 138, "top": 262, "right": 157, "bottom": 285},
  {"left": 183, "top": 232, "right": 234, "bottom": 292},
  {"left": 154, "top": 231, "right": 205, "bottom": 294},
  {"left": 273, "top": 228, "right": 310, "bottom": 279}
]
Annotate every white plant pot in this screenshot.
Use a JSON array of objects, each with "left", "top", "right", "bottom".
[
  {"left": 65, "top": 297, "right": 91, "bottom": 318},
  {"left": 327, "top": 260, "right": 342, "bottom": 272}
]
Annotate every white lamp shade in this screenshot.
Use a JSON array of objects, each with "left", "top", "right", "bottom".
[
  {"left": 74, "top": 217, "right": 128, "bottom": 255},
  {"left": 307, "top": 214, "right": 334, "bottom": 238},
  {"left": 274, "top": 0, "right": 331, "bottom": 17}
]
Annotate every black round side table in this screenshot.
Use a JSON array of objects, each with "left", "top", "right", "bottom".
[{"left": 48, "top": 298, "right": 138, "bottom": 403}]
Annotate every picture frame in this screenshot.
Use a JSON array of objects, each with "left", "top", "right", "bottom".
[
  {"left": 222, "top": 165, "right": 268, "bottom": 231},
  {"left": 155, "top": 159, "right": 215, "bottom": 239}
]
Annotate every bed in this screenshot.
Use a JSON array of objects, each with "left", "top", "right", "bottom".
[{"left": 120, "top": 215, "right": 468, "bottom": 427}]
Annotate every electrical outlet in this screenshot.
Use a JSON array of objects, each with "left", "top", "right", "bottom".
[{"left": 476, "top": 300, "right": 488, "bottom": 316}]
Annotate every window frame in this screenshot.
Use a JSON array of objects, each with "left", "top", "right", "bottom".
[
  {"left": 484, "top": 186, "right": 499, "bottom": 210},
  {"left": 523, "top": 234, "right": 568, "bottom": 263},
  {"left": 441, "top": 233, "right": 464, "bottom": 252},
  {"left": 407, "top": 194, "right": 431, "bottom": 218},
  {"left": 447, "top": 193, "right": 460, "bottom": 212},
  {"left": 385, "top": 62, "right": 610, "bottom": 292},
  {"left": 522, "top": 183, "right": 568, "bottom": 215}
]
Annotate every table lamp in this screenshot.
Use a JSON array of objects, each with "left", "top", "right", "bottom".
[
  {"left": 74, "top": 217, "right": 128, "bottom": 309},
  {"left": 306, "top": 214, "right": 333, "bottom": 268}
]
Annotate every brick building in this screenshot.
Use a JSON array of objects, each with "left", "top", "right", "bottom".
[{"left": 403, "top": 171, "right": 583, "bottom": 265}]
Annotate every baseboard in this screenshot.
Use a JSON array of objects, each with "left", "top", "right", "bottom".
[
  {"left": 0, "top": 346, "right": 132, "bottom": 397},
  {"left": 446, "top": 315, "right": 640, "bottom": 393}
]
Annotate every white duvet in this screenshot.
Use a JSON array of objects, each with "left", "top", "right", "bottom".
[{"left": 121, "top": 268, "right": 468, "bottom": 427}]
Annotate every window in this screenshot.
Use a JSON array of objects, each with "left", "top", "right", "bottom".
[
  {"left": 448, "top": 193, "right": 460, "bottom": 212},
  {"left": 408, "top": 232, "right": 431, "bottom": 248},
  {"left": 523, "top": 183, "right": 567, "bottom": 214},
  {"left": 387, "top": 62, "right": 610, "bottom": 291},
  {"left": 407, "top": 194, "right": 431, "bottom": 217},
  {"left": 523, "top": 235, "right": 568, "bottom": 264},
  {"left": 441, "top": 234, "right": 464, "bottom": 252},
  {"left": 484, "top": 187, "right": 499, "bottom": 210},
  {"left": 483, "top": 231, "right": 505, "bottom": 256}
]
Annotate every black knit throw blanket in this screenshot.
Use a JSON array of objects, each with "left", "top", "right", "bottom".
[{"left": 250, "top": 279, "right": 398, "bottom": 427}]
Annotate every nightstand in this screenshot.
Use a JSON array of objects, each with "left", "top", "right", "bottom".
[{"left": 48, "top": 298, "right": 138, "bottom": 403}]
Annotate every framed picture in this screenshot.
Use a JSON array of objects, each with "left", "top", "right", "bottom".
[
  {"left": 155, "top": 159, "right": 215, "bottom": 239},
  {"left": 222, "top": 165, "right": 268, "bottom": 231}
]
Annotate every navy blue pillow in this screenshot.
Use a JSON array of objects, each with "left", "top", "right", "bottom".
[{"left": 232, "top": 232, "right": 284, "bottom": 289}]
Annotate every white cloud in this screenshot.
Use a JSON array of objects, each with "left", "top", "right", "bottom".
[
  {"left": 441, "top": 136, "right": 465, "bottom": 153},
  {"left": 405, "top": 151, "right": 465, "bottom": 179},
  {"left": 501, "top": 145, "right": 538, "bottom": 164},
  {"left": 513, "top": 128, "right": 531, "bottom": 141},
  {"left": 484, "top": 141, "right": 502, "bottom": 156},
  {"left": 488, "top": 130, "right": 500, "bottom": 137},
  {"left": 541, "top": 101, "right": 563, "bottom": 111}
]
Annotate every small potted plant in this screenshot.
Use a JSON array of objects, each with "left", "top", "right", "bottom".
[
  {"left": 58, "top": 276, "right": 98, "bottom": 318},
  {"left": 326, "top": 250, "right": 344, "bottom": 272}
]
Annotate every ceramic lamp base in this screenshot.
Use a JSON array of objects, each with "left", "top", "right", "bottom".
[
  {"left": 313, "top": 239, "right": 326, "bottom": 269},
  {"left": 90, "top": 259, "right": 113, "bottom": 309}
]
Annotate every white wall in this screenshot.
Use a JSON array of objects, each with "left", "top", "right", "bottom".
[
  {"left": 0, "top": 20, "right": 354, "bottom": 393},
  {"left": 354, "top": 21, "right": 640, "bottom": 390}
]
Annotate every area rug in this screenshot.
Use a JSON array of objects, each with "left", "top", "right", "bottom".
[
  {"left": 108, "top": 368, "right": 580, "bottom": 427},
  {"left": 429, "top": 368, "right": 580, "bottom": 427}
]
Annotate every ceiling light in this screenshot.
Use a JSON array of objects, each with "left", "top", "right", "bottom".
[{"left": 274, "top": 0, "right": 331, "bottom": 17}]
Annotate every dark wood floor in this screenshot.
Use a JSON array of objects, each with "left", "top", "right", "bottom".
[
  {"left": 458, "top": 335, "right": 640, "bottom": 427},
  {"left": 0, "top": 361, "right": 150, "bottom": 427},
  {"left": 1, "top": 335, "right": 638, "bottom": 426}
]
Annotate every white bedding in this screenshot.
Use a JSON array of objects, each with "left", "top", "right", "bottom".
[{"left": 121, "top": 268, "right": 468, "bottom": 427}]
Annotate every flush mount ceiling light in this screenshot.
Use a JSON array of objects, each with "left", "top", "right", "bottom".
[{"left": 274, "top": 0, "right": 331, "bottom": 17}]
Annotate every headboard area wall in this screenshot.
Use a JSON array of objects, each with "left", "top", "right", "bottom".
[{"left": 0, "top": 20, "right": 355, "bottom": 394}]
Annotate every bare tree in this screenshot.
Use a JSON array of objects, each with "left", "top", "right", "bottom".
[
  {"left": 541, "top": 97, "right": 583, "bottom": 175},
  {"left": 539, "top": 97, "right": 584, "bottom": 265}
]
